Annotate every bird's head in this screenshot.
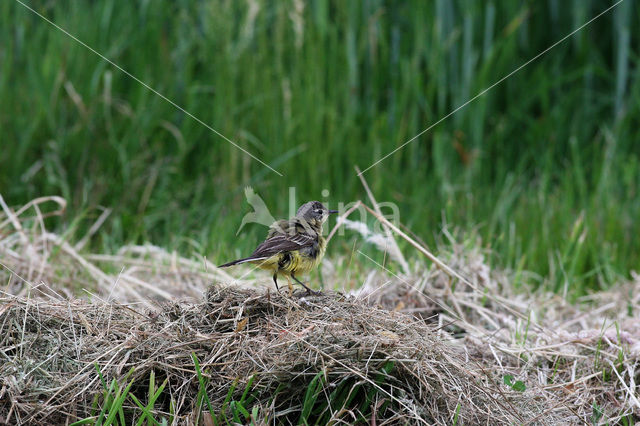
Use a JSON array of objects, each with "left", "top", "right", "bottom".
[{"left": 296, "top": 201, "right": 338, "bottom": 224}]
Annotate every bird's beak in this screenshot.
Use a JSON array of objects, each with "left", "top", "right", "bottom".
[{"left": 328, "top": 210, "right": 339, "bottom": 214}]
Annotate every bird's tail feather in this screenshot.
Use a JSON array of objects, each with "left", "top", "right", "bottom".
[{"left": 218, "top": 256, "right": 267, "bottom": 268}]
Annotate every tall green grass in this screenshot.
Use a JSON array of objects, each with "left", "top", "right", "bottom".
[{"left": 1, "top": 0, "right": 639, "bottom": 294}]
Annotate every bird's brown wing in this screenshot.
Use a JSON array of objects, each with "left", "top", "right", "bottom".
[{"left": 250, "top": 230, "right": 316, "bottom": 258}]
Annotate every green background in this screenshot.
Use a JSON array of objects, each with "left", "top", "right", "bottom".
[{"left": 1, "top": 0, "right": 638, "bottom": 294}]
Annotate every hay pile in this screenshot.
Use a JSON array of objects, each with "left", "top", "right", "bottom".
[
  {"left": 1, "top": 196, "right": 639, "bottom": 424},
  {"left": 1, "top": 285, "right": 554, "bottom": 425}
]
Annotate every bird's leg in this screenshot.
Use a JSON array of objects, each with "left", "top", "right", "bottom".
[
  {"left": 286, "top": 275, "right": 294, "bottom": 296},
  {"left": 291, "top": 273, "right": 321, "bottom": 295},
  {"left": 272, "top": 273, "right": 280, "bottom": 292}
]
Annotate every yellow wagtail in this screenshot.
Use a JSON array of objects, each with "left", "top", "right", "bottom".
[{"left": 219, "top": 201, "right": 338, "bottom": 294}]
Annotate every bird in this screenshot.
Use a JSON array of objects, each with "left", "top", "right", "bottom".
[{"left": 219, "top": 201, "right": 338, "bottom": 294}]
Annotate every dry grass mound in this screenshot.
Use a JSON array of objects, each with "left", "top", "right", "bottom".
[{"left": 1, "top": 285, "right": 551, "bottom": 425}]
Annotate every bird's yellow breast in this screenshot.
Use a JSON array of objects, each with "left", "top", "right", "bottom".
[{"left": 302, "top": 235, "right": 327, "bottom": 271}]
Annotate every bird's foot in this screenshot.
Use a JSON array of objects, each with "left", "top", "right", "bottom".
[
  {"left": 291, "top": 288, "right": 322, "bottom": 297},
  {"left": 297, "top": 285, "right": 322, "bottom": 296}
]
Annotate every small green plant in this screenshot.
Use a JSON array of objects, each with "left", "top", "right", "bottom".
[
  {"left": 191, "top": 352, "right": 216, "bottom": 425},
  {"left": 591, "top": 401, "right": 603, "bottom": 425},
  {"left": 502, "top": 374, "right": 526, "bottom": 392},
  {"left": 594, "top": 321, "right": 607, "bottom": 371},
  {"left": 514, "top": 311, "right": 532, "bottom": 346},
  {"left": 223, "top": 375, "right": 257, "bottom": 424},
  {"left": 192, "top": 352, "right": 260, "bottom": 425},
  {"left": 70, "top": 364, "right": 136, "bottom": 426},
  {"left": 548, "top": 356, "right": 561, "bottom": 385},
  {"left": 613, "top": 322, "right": 627, "bottom": 374},
  {"left": 295, "top": 362, "right": 396, "bottom": 424},
  {"left": 620, "top": 413, "right": 635, "bottom": 426},
  {"left": 452, "top": 402, "right": 461, "bottom": 426},
  {"left": 69, "top": 365, "right": 173, "bottom": 426},
  {"left": 128, "top": 370, "right": 169, "bottom": 426},
  {"left": 299, "top": 371, "right": 325, "bottom": 425}
]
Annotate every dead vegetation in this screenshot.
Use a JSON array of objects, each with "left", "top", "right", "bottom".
[
  {"left": 1, "top": 285, "right": 550, "bottom": 425},
  {"left": 1, "top": 196, "right": 639, "bottom": 424}
]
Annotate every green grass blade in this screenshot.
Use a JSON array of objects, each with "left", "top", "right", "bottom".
[
  {"left": 300, "top": 371, "right": 324, "bottom": 424},
  {"left": 191, "top": 352, "right": 215, "bottom": 425}
]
